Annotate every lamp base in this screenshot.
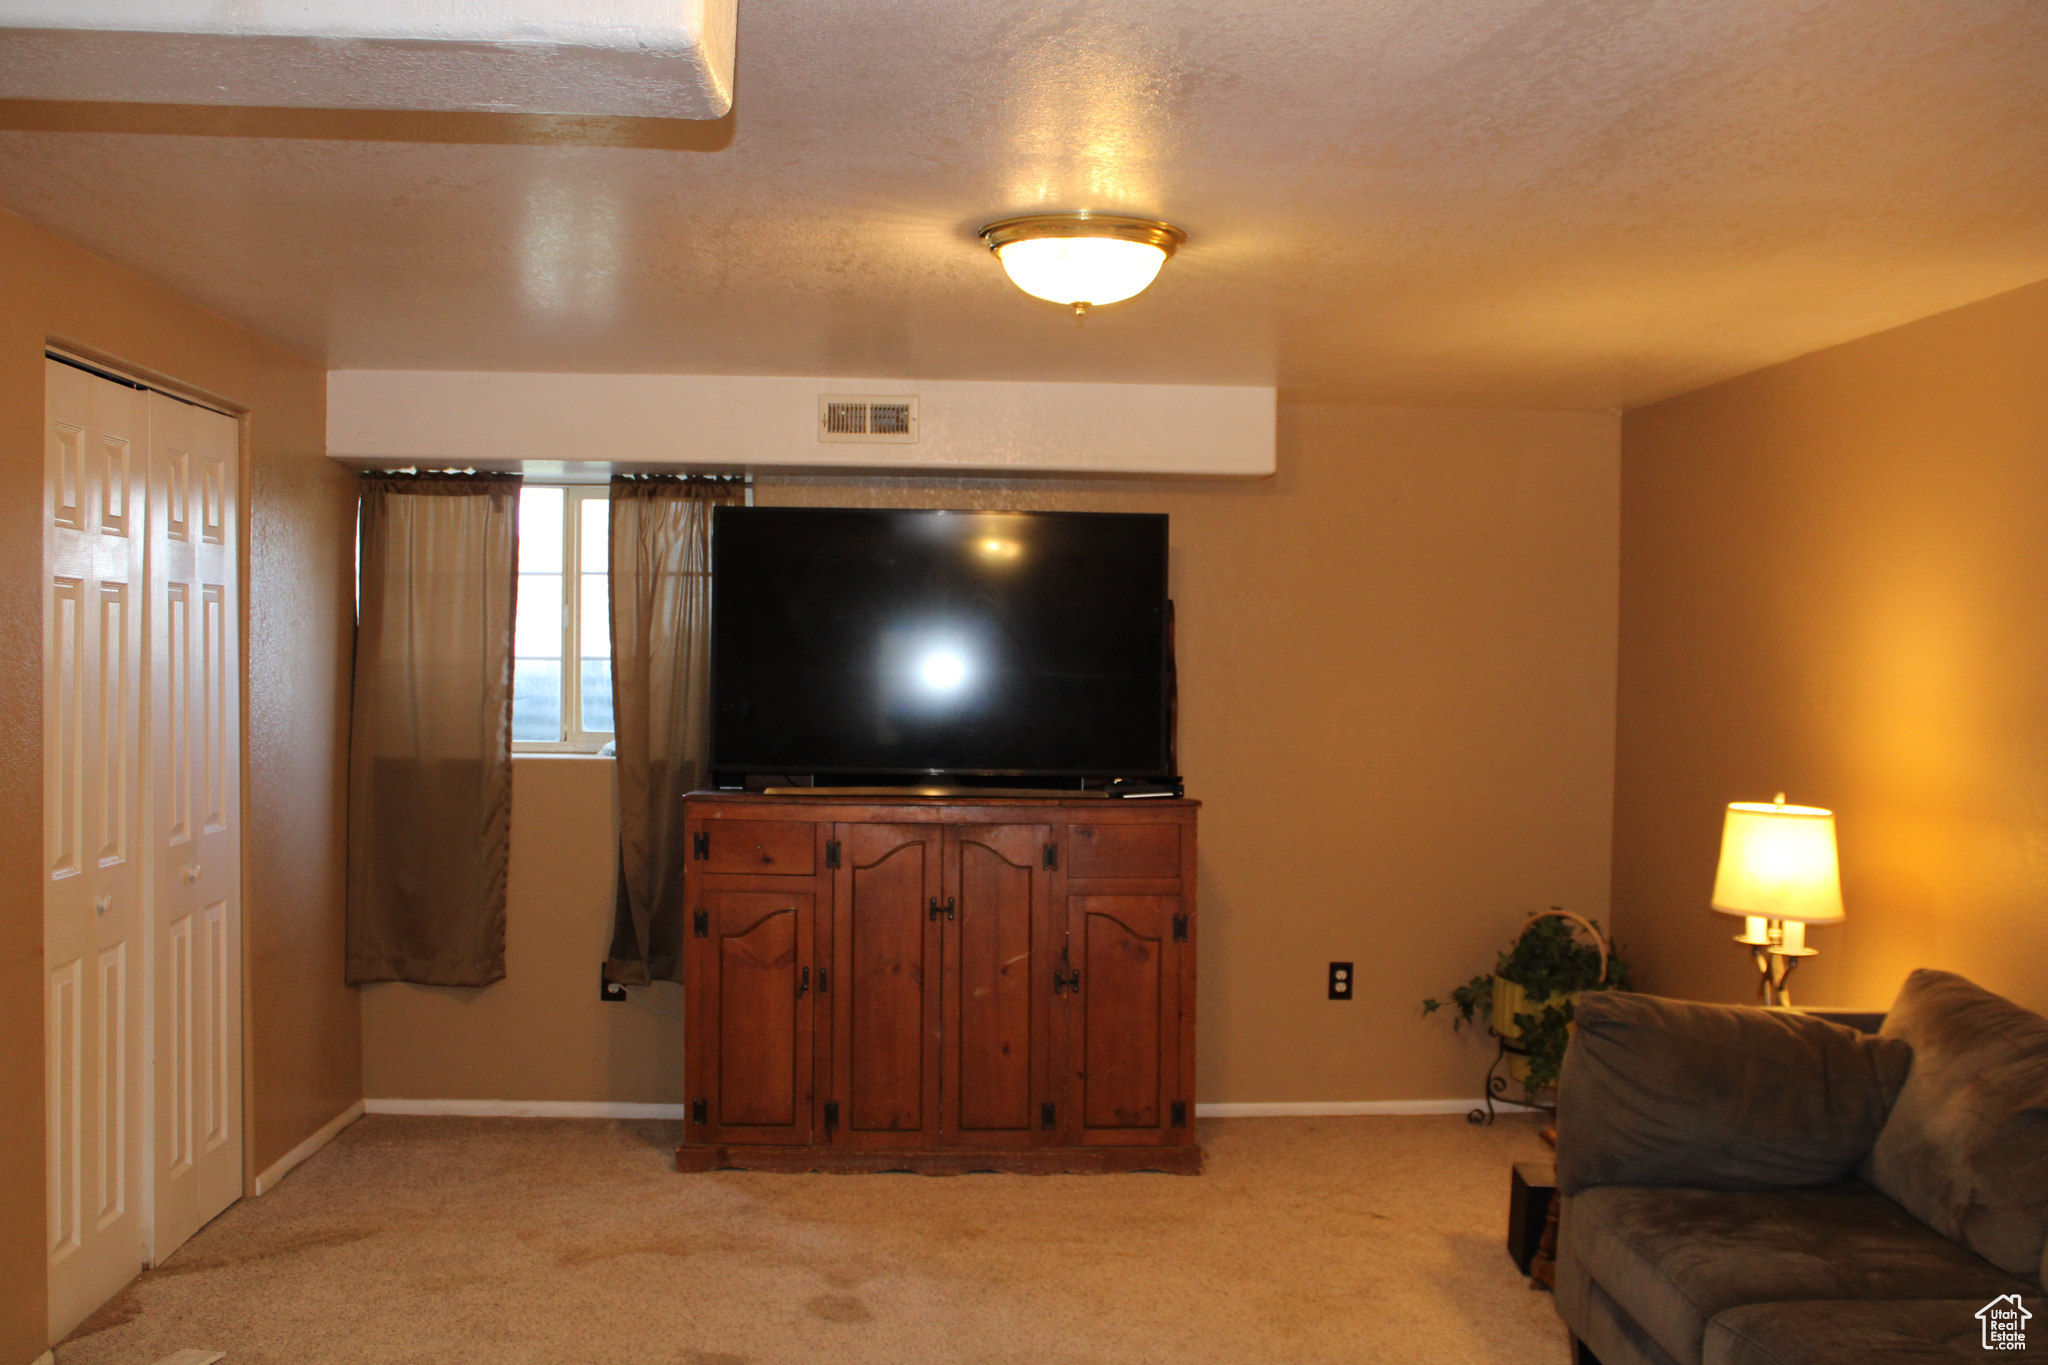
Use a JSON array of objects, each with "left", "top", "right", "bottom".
[{"left": 1737, "top": 920, "right": 1818, "bottom": 1007}]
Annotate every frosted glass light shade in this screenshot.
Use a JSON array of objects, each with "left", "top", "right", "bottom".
[
  {"left": 1710, "top": 800, "right": 1845, "bottom": 924},
  {"left": 979, "top": 214, "right": 1186, "bottom": 312},
  {"left": 993, "top": 237, "right": 1168, "bottom": 308}
]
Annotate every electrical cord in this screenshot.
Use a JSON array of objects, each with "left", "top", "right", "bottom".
[{"left": 620, "top": 985, "right": 687, "bottom": 1022}]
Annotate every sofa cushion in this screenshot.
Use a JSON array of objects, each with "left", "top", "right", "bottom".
[
  {"left": 1866, "top": 969, "right": 2048, "bottom": 1280},
  {"left": 1557, "top": 992, "right": 1911, "bottom": 1195},
  {"left": 1556, "top": 1238, "right": 1686, "bottom": 1365},
  {"left": 1705, "top": 1300, "right": 2018, "bottom": 1363},
  {"left": 1563, "top": 1183, "right": 2025, "bottom": 1365}
]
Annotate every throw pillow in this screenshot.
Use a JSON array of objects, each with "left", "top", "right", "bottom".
[{"left": 1865, "top": 969, "right": 2048, "bottom": 1280}]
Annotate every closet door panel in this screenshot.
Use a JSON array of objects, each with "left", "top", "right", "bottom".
[
  {"left": 43, "top": 361, "right": 147, "bottom": 1341},
  {"left": 147, "top": 392, "right": 243, "bottom": 1261}
]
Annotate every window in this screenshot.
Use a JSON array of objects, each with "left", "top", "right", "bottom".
[{"left": 513, "top": 486, "right": 612, "bottom": 749}]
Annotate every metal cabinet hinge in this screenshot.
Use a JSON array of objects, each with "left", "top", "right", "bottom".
[
  {"left": 1171, "top": 1100, "right": 1187, "bottom": 1129},
  {"left": 691, "top": 1098, "right": 707, "bottom": 1125},
  {"left": 817, "top": 968, "right": 829, "bottom": 993},
  {"left": 692, "top": 830, "right": 709, "bottom": 860},
  {"left": 928, "top": 895, "right": 955, "bottom": 922},
  {"left": 1052, "top": 967, "right": 1081, "bottom": 995},
  {"left": 825, "top": 838, "right": 841, "bottom": 869},
  {"left": 1041, "top": 1101, "right": 1057, "bottom": 1130},
  {"left": 824, "top": 1101, "right": 840, "bottom": 1133},
  {"left": 1043, "top": 842, "right": 1058, "bottom": 870},
  {"left": 1172, "top": 913, "right": 1188, "bottom": 943},
  {"left": 692, "top": 909, "right": 709, "bottom": 938}
]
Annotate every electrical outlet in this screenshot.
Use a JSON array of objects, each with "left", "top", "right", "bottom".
[
  {"left": 601, "top": 966, "right": 628, "bottom": 1003},
  {"left": 1328, "top": 961, "right": 1354, "bottom": 1001}
]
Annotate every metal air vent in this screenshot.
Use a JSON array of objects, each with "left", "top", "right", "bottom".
[{"left": 818, "top": 395, "right": 919, "bottom": 444}]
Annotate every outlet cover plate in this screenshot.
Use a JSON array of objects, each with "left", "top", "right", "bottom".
[{"left": 1328, "top": 961, "right": 1353, "bottom": 1001}]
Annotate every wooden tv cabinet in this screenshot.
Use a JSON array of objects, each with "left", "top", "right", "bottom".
[{"left": 676, "top": 791, "right": 1200, "bottom": 1174}]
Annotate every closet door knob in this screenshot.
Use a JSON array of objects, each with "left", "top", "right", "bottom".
[{"left": 184, "top": 865, "right": 202, "bottom": 883}]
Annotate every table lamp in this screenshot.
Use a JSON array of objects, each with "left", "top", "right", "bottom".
[{"left": 1710, "top": 793, "right": 1844, "bottom": 1007}]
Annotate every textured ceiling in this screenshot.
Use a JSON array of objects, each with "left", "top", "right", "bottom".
[{"left": 1, "top": 0, "right": 2044, "bottom": 409}]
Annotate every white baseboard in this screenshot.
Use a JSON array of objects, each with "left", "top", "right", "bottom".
[
  {"left": 1195, "top": 1100, "right": 1539, "bottom": 1117},
  {"left": 253, "top": 1099, "right": 365, "bottom": 1195},
  {"left": 363, "top": 1098, "right": 689, "bottom": 1120}
]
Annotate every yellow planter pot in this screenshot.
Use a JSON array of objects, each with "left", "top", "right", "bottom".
[{"left": 1493, "top": 980, "right": 1575, "bottom": 1084}]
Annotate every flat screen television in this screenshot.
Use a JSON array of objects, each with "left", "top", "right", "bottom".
[{"left": 709, "top": 506, "right": 1171, "bottom": 784}]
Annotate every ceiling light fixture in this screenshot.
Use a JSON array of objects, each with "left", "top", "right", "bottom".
[{"left": 979, "top": 213, "right": 1187, "bottom": 317}]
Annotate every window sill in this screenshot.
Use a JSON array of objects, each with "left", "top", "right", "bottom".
[{"left": 512, "top": 746, "right": 614, "bottom": 759}]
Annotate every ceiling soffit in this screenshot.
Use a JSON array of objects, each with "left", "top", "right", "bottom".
[{"left": 0, "top": 0, "right": 2042, "bottom": 409}]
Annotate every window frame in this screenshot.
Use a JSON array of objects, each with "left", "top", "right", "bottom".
[{"left": 512, "top": 483, "right": 614, "bottom": 754}]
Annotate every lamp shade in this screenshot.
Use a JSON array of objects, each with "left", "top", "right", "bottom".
[{"left": 1710, "top": 800, "right": 1845, "bottom": 924}]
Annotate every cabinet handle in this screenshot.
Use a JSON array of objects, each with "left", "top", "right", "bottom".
[{"left": 796, "top": 966, "right": 810, "bottom": 999}]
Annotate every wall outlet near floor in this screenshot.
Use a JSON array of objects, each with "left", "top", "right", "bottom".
[
  {"left": 1328, "top": 962, "right": 1353, "bottom": 1000},
  {"left": 601, "top": 967, "right": 628, "bottom": 1003}
]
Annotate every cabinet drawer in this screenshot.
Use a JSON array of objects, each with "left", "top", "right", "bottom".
[
  {"left": 1068, "top": 823, "right": 1181, "bottom": 880},
  {"left": 695, "top": 820, "right": 816, "bottom": 875}
]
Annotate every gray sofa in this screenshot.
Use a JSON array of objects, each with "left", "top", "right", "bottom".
[{"left": 1552, "top": 969, "right": 2048, "bottom": 1365}]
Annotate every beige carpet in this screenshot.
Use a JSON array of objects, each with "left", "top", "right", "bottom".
[{"left": 60, "top": 1114, "right": 1568, "bottom": 1365}]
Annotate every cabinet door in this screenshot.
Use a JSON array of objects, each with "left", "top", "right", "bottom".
[
  {"left": 941, "top": 825, "right": 1055, "bottom": 1145},
  {"left": 1066, "top": 894, "right": 1185, "bottom": 1146},
  {"left": 830, "top": 823, "right": 941, "bottom": 1146},
  {"left": 687, "top": 881, "right": 815, "bottom": 1145}
]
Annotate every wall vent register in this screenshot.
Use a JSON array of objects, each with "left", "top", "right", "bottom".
[{"left": 818, "top": 396, "right": 919, "bottom": 444}]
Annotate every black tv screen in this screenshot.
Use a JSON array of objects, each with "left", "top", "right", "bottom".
[{"left": 710, "top": 507, "right": 1169, "bottom": 780}]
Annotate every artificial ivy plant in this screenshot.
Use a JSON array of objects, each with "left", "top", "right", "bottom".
[{"left": 1422, "top": 909, "right": 1632, "bottom": 1095}]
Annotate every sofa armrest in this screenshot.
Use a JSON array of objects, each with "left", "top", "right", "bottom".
[{"left": 1555, "top": 992, "right": 1911, "bottom": 1196}]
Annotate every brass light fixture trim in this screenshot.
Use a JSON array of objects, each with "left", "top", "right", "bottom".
[
  {"left": 978, "top": 212, "right": 1188, "bottom": 255},
  {"left": 978, "top": 212, "right": 1189, "bottom": 315}
]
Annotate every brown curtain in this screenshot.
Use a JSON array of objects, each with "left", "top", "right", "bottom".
[
  {"left": 346, "top": 472, "right": 521, "bottom": 986},
  {"left": 605, "top": 475, "right": 745, "bottom": 985}
]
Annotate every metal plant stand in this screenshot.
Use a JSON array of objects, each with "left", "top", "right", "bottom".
[
  {"left": 1468, "top": 1032, "right": 1557, "bottom": 1126},
  {"left": 1459, "top": 908, "right": 1608, "bottom": 1126}
]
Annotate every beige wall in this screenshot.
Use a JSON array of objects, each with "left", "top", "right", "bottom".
[
  {"left": 361, "top": 756, "right": 686, "bottom": 1102},
  {"left": 1613, "top": 277, "right": 2048, "bottom": 1013},
  {"left": 360, "top": 403, "right": 1621, "bottom": 1109},
  {"left": 0, "top": 207, "right": 359, "bottom": 1362}
]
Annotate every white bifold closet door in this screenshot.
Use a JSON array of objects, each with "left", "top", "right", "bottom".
[
  {"left": 44, "top": 360, "right": 243, "bottom": 1342},
  {"left": 143, "top": 386, "right": 244, "bottom": 1264},
  {"left": 44, "top": 361, "right": 148, "bottom": 1340}
]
